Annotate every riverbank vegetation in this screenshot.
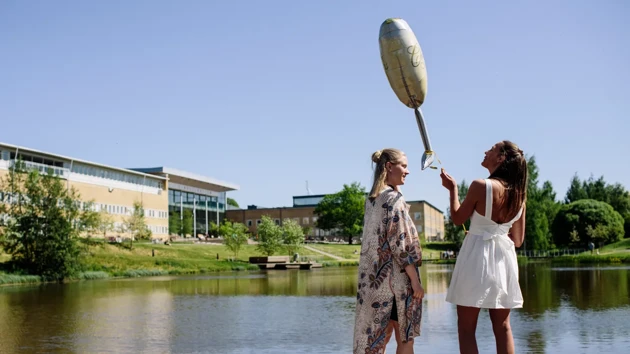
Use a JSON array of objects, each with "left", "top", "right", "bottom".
[{"left": 444, "top": 156, "right": 629, "bottom": 253}]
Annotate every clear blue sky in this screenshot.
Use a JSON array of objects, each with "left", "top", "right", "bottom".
[{"left": 1, "top": 0, "right": 628, "bottom": 213}]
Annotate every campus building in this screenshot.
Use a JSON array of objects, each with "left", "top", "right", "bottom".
[
  {"left": 0, "top": 142, "right": 238, "bottom": 240},
  {"left": 129, "top": 167, "right": 239, "bottom": 236},
  {"left": 226, "top": 194, "right": 445, "bottom": 242}
]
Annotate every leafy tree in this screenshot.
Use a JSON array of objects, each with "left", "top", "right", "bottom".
[
  {"left": 523, "top": 156, "right": 560, "bottom": 250},
  {"left": 565, "top": 174, "right": 630, "bottom": 239},
  {"left": 124, "top": 201, "right": 151, "bottom": 249},
  {"left": 444, "top": 180, "right": 469, "bottom": 248},
  {"left": 76, "top": 201, "right": 102, "bottom": 237},
  {"left": 182, "top": 209, "right": 193, "bottom": 237},
  {"left": 220, "top": 220, "right": 249, "bottom": 259},
  {"left": 0, "top": 161, "right": 88, "bottom": 281},
  {"left": 227, "top": 198, "right": 239, "bottom": 208},
  {"left": 314, "top": 182, "right": 366, "bottom": 244},
  {"left": 256, "top": 215, "right": 283, "bottom": 256},
  {"left": 551, "top": 199, "right": 624, "bottom": 247},
  {"left": 282, "top": 219, "right": 304, "bottom": 258},
  {"left": 169, "top": 211, "right": 181, "bottom": 236},
  {"left": 97, "top": 210, "right": 115, "bottom": 238},
  {"left": 208, "top": 221, "right": 220, "bottom": 237}
]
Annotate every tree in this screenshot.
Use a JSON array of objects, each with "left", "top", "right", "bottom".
[
  {"left": 444, "top": 180, "right": 469, "bottom": 248},
  {"left": 282, "top": 219, "right": 304, "bottom": 258},
  {"left": 0, "top": 160, "right": 87, "bottom": 281},
  {"left": 314, "top": 182, "right": 366, "bottom": 244},
  {"left": 169, "top": 211, "right": 181, "bottom": 236},
  {"left": 552, "top": 199, "right": 624, "bottom": 247},
  {"left": 523, "top": 156, "right": 560, "bottom": 251},
  {"left": 97, "top": 210, "right": 115, "bottom": 238},
  {"left": 227, "top": 198, "right": 239, "bottom": 208},
  {"left": 182, "top": 209, "right": 193, "bottom": 237},
  {"left": 220, "top": 220, "right": 249, "bottom": 259},
  {"left": 124, "top": 201, "right": 151, "bottom": 249},
  {"left": 565, "top": 174, "right": 630, "bottom": 239},
  {"left": 256, "top": 215, "right": 283, "bottom": 256}
]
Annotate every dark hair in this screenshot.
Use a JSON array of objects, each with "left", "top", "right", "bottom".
[{"left": 488, "top": 140, "right": 528, "bottom": 220}]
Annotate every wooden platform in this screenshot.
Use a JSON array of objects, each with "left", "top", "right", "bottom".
[
  {"left": 249, "top": 256, "right": 321, "bottom": 270},
  {"left": 256, "top": 262, "right": 322, "bottom": 270},
  {"left": 249, "top": 256, "right": 291, "bottom": 264}
]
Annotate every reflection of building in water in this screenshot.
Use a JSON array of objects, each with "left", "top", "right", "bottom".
[
  {"left": 0, "top": 294, "right": 21, "bottom": 353},
  {"left": 423, "top": 265, "right": 453, "bottom": 313},
  {"left": 71, "top": 289, "right": 174, "bottom": 352}
]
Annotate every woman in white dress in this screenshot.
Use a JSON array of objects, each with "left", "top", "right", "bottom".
[{"left": 440, "top": 140, "right": 528, "bottom": 354}]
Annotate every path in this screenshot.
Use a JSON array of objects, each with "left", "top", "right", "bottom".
[{"left": 304, "top": 245, "right": 345, "bottom": 261}]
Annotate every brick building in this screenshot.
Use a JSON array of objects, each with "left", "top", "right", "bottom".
[{"left": 226, "top": 194, "right": 445, "bottom": 242}]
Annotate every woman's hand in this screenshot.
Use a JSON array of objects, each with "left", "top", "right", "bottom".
[
  {"left": 440, "top": 168, "right": 457, "bottom": 192},
  {"left": 411, "top": 280, "right": 425, "bottom": 300}
]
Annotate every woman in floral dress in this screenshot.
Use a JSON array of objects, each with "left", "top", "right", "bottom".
[{"left": 353, "top": 148, "right": 424, "bottom": 354}]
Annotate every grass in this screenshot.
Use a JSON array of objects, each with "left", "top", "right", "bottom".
[
  {"left": 307, "top": 242, "right": 458, "bottom": 261},
  {"left": 81, "top": 241, "right": 334, "bottom": 276},
  {"left": 551, "top": 238, "right": 630, "bottom": 264},
  {"left": 0, "top": 240, "right": 336, "bottom": 286}
]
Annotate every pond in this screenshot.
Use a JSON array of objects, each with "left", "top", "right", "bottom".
[{"left": 0, "top": 263, "right": 628, "bottom": 353}]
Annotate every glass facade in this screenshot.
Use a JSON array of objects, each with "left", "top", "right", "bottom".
[
  {"left": 168, "top": 189, "right": 226, "bottom": 236},
  {"left": 293, "top": 195, "right": 325, "bottom": 207}
]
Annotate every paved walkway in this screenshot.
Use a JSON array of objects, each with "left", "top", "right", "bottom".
[{"left": 304, "top": 245, "right": 345, "bottom": 261}]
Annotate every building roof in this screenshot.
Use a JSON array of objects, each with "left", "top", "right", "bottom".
[
  {"left": 0, "top": 142, "right": 166, "bottom": 181},
  {"left": 129, "top": 166, "right": 239, "bottom": 192},
  {"left": 406, "top": 200, "right": 444, "bottom": 214}
]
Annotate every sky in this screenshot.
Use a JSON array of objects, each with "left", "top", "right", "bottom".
[{"left": 1, "top": 0, "right": 628, "bottom": 213}]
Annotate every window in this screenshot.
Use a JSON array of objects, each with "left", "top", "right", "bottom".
[
  {"left": 256, "top": 219, "right": 261, "bottom": 225},
  {"left": 247, "top": 220, "right": 252, "bottom": 226},
  {"left": 302, "top": 217, "right": 309, "bottom": 225},
  {"left": 275, "top": 219, "right": 280, "bottom": 225},
  {"left": 417, "top": 225, "right": 423, "bottom": 232},
  {"left": 414, "top": 212, "right": 422, "bottom": 220}
]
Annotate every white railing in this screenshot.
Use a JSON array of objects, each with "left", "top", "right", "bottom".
[
  {"left": 516, "top": 249, "right": 587, "bottom": 257},
  {"left": 10, "top": 160, "right": 69, "bottom": 179}
]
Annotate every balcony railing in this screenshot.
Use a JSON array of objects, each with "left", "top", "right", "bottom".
[{"left": 10, "top": 160, "right": 69, "bottom": 179}]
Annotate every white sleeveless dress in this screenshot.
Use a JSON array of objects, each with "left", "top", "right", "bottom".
[{"left": 445, "top": 179, "right": 524, "bottom": 309}]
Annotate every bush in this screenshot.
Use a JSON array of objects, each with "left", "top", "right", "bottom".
[{"left": 552, "top": 199, "right": 625, "bottom": 247}]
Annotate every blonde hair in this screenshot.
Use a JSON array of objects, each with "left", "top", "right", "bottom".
[{"left": 369, "top": 148, "right": 405, "bottom": 200}]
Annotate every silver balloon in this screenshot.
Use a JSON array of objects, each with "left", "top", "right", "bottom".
[{"left": 379, "top": 18, "right": 435, "bottom": 170}]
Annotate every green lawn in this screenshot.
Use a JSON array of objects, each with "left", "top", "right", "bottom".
[
  {"left": 307, "top": 242, "right": 457, "bottom": 260},
  {"left": 81, "top": 241, "right": 334, "bottom": 275}
]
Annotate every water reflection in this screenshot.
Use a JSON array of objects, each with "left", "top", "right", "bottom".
[{"left": 0, "top": 264, "right": 627, "bottom": 353}]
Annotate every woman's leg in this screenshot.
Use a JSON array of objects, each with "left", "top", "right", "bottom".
[
  {"left": 389, "top": 320, "right": 414, "bottom": 354},
  {"left": 457, "top": 305, "right": 481, "bottom": 354},
  {"left": 489, "top": 309, "right": 514, "bottom": 354}
]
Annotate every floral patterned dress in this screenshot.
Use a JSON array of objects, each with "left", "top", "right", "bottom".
[{"left": 353, "top": 188, "right": 423, "bottom": 354}]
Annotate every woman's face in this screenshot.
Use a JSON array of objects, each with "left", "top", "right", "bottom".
[
  {"left": 482, "top": 142, "right": 506, "bottom": 173},
  {"left": 386, "top": 155, "right": 410, "bottom": 186}
]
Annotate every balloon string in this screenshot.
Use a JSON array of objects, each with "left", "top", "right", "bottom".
[{"left": 427, "top": 151, "right": 466, "bottom": 234}]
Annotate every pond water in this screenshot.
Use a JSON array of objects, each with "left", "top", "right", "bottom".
[{"left": 0, "top": 263, "right": 628, "bottom": 353}]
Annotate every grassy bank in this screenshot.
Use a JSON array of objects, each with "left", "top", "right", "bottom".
[
  {"left": 307, "top": 242, "right": 458, "bottom": 261},
  {"left": 0, "top": 240, "right": 338, "bottom": 286},
  {"left": 551, "top": 239, "right": 630, "bottom": 264}
]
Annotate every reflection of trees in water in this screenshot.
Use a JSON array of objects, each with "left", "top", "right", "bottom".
[
  {"left": 520, "top": 264, "right": 629, "bottom": 317},
  {"left": 524, "top": 329, "right": 546, "bottom": 354},
  {"left": 553, "top": 266, "right": 629, "bottom": 311},
  {"left": 520, "top": 264, "right": 561, "bottom": 318}
]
